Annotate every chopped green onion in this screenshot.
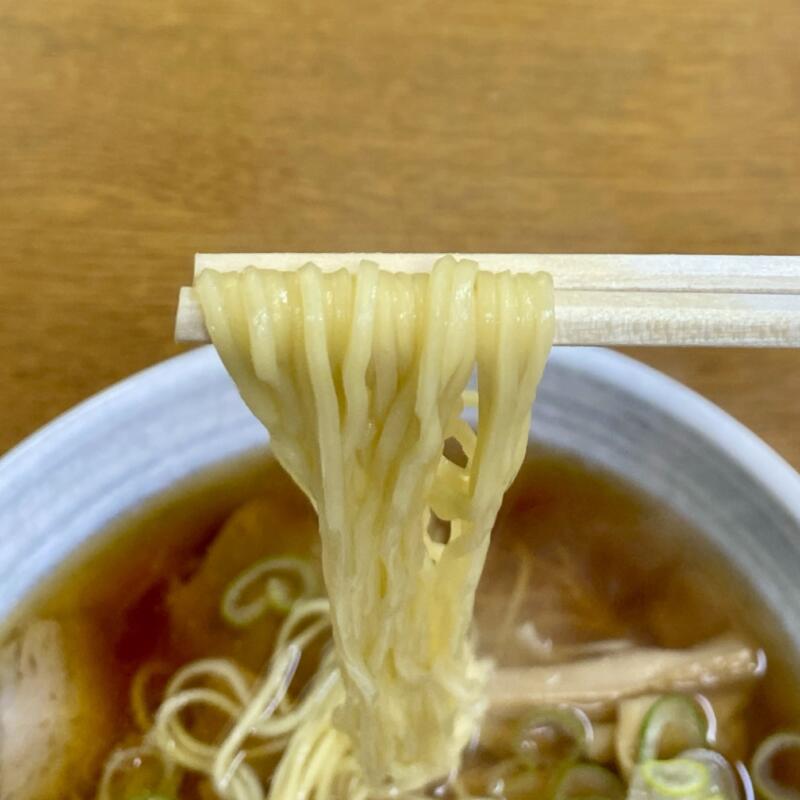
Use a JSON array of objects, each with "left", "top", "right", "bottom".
[
  {"left": 549, "top": 762, "right": 625, "bottom": 800},
  {"left": 751, "top": 732, "right": 800, "bottom": 800},
  {"left": 640, "top": 759, "right": 711, "bottom": 798},
  {"left": 630, "top": 750, "right": 740, "bottom": 800},
  {"left": 515, "top": 706, "right": 592, "bottom": 766},
  {"left": 220, "top": 556, "right": 318, "bottom": 627},
  {"left": 679, "top": 749, "right": 740, "bottom": 800},
  {"left": 638, "top": 695, "right": 708, "bottom": 763}
]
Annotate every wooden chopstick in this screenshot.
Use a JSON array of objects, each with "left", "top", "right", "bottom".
[
  {"left": 175, "top": 253, "right": 800, "bottom": 347},
  {"left": 194, "top": 253, "right": 800, "bottom": 293}
]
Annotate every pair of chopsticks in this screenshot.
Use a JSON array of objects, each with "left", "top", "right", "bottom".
[{"left": 175, "top": 253, "right": 800, "bottom": 347}]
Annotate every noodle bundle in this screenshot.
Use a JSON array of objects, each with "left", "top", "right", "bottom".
[{"left": 195, "top": 256, "right": 554, "bottom": 791}]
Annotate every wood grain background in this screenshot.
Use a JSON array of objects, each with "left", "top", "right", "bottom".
[{"left": 1, "top": 0, "right": 799, "bottom": 466}]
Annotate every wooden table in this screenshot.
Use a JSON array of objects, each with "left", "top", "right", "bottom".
[{"left": 2, "top": 0, "right": 799, "bottom": 466}]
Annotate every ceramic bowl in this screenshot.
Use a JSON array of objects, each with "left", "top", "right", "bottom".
[{"left": 1, "top": 346, "right": 799, "bottom": 648}]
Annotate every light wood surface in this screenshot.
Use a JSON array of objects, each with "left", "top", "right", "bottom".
[{"left": 2, "top": 1, "right": 799, "bottom": 466}]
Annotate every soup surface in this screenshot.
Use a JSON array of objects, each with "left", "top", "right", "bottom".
[{"left": 2, "top": 449, "right": 798, "bottom": 799}]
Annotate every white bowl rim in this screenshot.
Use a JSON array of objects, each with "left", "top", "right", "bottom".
[
  {"left": 0, "top": 346, "right": 800, "bottom": 608},
  {"left": 3, "top": 345, "right": 800, "bottom": 524}
]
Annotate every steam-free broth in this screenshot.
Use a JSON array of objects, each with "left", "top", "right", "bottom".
[{"left": 3, "top": 449, "right": 798, "bottom": 799}]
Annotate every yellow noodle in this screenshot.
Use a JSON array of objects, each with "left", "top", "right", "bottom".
[{"left": 194, "top": 256, "right": 554, "bottom": 792}]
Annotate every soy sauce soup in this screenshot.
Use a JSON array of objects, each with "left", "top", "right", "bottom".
[{"left": 2, "top": 449, "right": 798, "bottom": 800}]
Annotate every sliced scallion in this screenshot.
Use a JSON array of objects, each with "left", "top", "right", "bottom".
[
  {"left": 640, "top": 759, "right": 711, "bottom": 798},
  {"left": 751, "top": 732, "right": 800, "bottom": 800},
  {"left": 679, "top": 749, "right": 740, "bottom": 800},
  {"left": 638, "top": 695, "right": 708, "bottom": 763}
]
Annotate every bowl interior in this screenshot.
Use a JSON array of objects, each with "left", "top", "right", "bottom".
[{"left": 1, "top": 345, "right": 799, "bottom": 647}]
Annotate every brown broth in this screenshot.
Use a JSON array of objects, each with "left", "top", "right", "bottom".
[{"left": 6, "top": 448, "right": 800, "bottom": 797}]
